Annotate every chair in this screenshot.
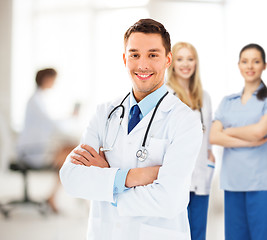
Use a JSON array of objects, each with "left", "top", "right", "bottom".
[
  {"left": 0, "top": 203, "right": 7, "bottom": 217},
  {"left": 1, "top": 161, "right": 53, "bottom": 218}
]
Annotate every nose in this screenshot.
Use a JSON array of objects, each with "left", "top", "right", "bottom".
[
  {"left": 181, "top": 60, "right": 188, "bottom": 67},
  {"left": 247, "top": 62, "right": 253, "bottom": 69},
  {"left": 137, "top": 56, "right": 149, "bottom": 71}
]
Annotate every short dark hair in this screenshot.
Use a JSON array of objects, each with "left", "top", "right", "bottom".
[
  {"left": 124, "top": 18, "right": 171, "bottom": 55},
  {"left": 239, "top": 43, "right": 267, "bottom": 100},
  {"left": 35, "top": 68, "right": 57, "bottom": 87}
]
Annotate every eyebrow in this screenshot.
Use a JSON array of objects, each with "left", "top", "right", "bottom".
[
  {"left": 148, "top": 48, "right": 162, "bottom": 52},
  {"left": 241, "top": 57, "right": 261, "bottom": 60},
  {"left": 176, "top": 55, "right": 194, "bottom": 58},
  {"left": 128, "top": 49, "right": 138, "bottom": 52},
  {"left": 128, "top": 48, "right": 162, "bottom": 53}
]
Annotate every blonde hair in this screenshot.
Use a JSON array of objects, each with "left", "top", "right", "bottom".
[{"left": 167, "top": 42, "right": 203, "bottom": 110}]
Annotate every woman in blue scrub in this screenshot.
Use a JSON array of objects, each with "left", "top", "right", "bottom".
[
  {"left": 167, "top": 42, "right": 215, "bottom": 240},
  {"left": 210, "top": 43, "right": 267, "bottom": 240}
]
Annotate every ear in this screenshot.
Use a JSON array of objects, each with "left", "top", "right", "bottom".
[
  {"left": 166, "top": 52, "right": 172, "bottom": 69},
  {"left": 123, "top": 53, "right": 126, "bottom": 66},
  {"left": 264, "top": 62, "right": 267, "bottom": 70}
]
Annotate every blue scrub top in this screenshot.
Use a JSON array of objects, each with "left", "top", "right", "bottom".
[{"left": 214, "top": 83, "right": 267, "bottom": 191}]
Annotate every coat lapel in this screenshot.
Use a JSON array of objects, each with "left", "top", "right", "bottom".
[
  {"left": 109, "top": 93, "right": 178, "bottom": 136},
  {"left": 120, "top": 97, "right": 130, "bottom": 134},
  {"left": 128, "top": 93, "right": 177, "bottom": 135}
]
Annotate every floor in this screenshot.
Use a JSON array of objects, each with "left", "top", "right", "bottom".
[
  {"left": 0, "top": 171, "right": 88, "bottom": 240},
  {"left": 0, "top": 170, "right": 224, "bottom": 240}
]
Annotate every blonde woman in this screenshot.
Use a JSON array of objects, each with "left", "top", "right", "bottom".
[{"left": 167, "top": 42, "right": 215, "bottom": 240}]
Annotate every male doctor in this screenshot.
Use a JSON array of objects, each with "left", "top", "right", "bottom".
[{"left": 60, "top": 18, "right": 202, "bottom": 240}]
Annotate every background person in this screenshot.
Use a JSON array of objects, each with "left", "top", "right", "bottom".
[
  {"left": 17, "top": 68, "right": 77, "bottom": 212},
  {"left": 210, "top": 43, "right": 267, "bottom": 240},
  {"left": 167, "top": 41, "right": 215, "bottom": 240}
]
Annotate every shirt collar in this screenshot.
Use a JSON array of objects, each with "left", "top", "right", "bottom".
[
  {"left": 235, "top": 82, "right": 264, "bottom": 98},
  {"left": 129, "top": 84, "right": 167, "bottom": 118}
]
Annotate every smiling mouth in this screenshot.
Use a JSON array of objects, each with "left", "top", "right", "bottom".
[
  {"left": 246, "top": 72, "right": 255, "bottom": 76},
  {"left": 135, "top": 73, "right": 154, "bottom": 80},
  {"left": 180, "top": 69, "right": 191, "bottom": 74}
]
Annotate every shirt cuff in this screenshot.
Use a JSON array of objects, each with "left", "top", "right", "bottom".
[
  {"left": 113, "top": 168, "right": 130, "bottom": 194},
  {"left": 112, "top": 169, "right": 130, "bottom": 207}
]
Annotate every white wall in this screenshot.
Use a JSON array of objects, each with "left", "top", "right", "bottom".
[
  {"left": 11, "top": 0, "right": 95, "bottom": 131},
  {"left": 0, "top": 0, "right": 12, "bottom": 122},
  {"left": 224, "top": 0, "right": 267, "bottom": 94},
  {"left": 11, "top": 0, "right": 149, "bottom": 130},
  {"left": 0, "top": 0, "right": 13, "bottom": 170},
  {"left": 149, "top": 0, "right": 226, "bottom": 109},
  {"left": 93, "top": 7, "right": 149, "bottom": 105}
]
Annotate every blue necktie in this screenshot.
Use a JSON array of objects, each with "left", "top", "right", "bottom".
[{"left": 128, "top": 104, "right": 141, "bottom": 134}]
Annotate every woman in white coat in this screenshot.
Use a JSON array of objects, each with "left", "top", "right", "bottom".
[{"left": 167, "top": 42, "right": 215, "bottom": 240}]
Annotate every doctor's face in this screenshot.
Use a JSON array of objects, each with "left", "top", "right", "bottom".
[{"left": 123, "top": 32, "right": 172, "bottom": 101}]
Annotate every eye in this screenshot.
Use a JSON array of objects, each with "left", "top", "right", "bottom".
[
  {"left": 177, "top": 58, "right": 182, "bottom": 61},
  {"left": 130, "top": 54, "right": 139, "bottom": 58},
  {"left": 149, "top": 54, "right": 158, "bottom": 58},
  {"left": 189, "top": 58, "right": 194, "bottom": 61},
  {"left": 241, "top": 60, "right": 247, "bottom": 64},
  {"left": 255, "top": 60, "right": 260, "bottom": 64}
]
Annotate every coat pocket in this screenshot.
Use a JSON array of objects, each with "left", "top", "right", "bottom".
[
  {"left": 139, "top": 224, "right": 188, "bottom": 240},
  {"left": 144, "top": 138, "right": 170, "bottom": 166}
]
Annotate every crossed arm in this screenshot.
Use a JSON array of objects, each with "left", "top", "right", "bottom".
[
  {"left": 60, "top": 105, "right": 202, "bottom": 218},
  {"left": 71, "top": 144, "right": 160, "bottom": 188},
  {"left": 210, "top": 115, "right": 267, "bottom": 148},
  {"left": 223, "top": 115, "right": 267, "bottom": 142}
]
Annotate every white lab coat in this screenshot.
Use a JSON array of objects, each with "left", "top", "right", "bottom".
[
  {"left": 190, "top": 91, "right": 214, "bottom": 195},
  {"left": 60, "top": 93, "right": 202, "bottom": 240},
  {"left": 167, "top": 87, "right": 214, "bottom": 195},
  {"left": 17, "top": 89, "right": 58, "bottom": 167}
]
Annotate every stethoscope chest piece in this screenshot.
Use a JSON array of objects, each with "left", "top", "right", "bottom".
[{"left": 136, "top": 148, "right": 148, "bottom": 162}]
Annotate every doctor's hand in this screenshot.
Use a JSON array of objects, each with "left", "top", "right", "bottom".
[
  {"left": 70, "top": 144, "right": 110, "bottom": 168},
  {"left": 125, "top": 166, "right": 161, "bottom": 188}
]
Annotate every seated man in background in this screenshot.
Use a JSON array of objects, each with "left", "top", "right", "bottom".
[{"left": 17, "top": 68, "right": 77, "bottom": 213}]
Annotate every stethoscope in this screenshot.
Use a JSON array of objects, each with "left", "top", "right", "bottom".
[
  {"left": 100, "top": 91, "right": 169, "bottom": 162},
  {"left": 199, "top": 107, "right": 205, "bottom": 132},
  {"left": 173, "top": 92, "right": 205, "bottom": 132}
]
